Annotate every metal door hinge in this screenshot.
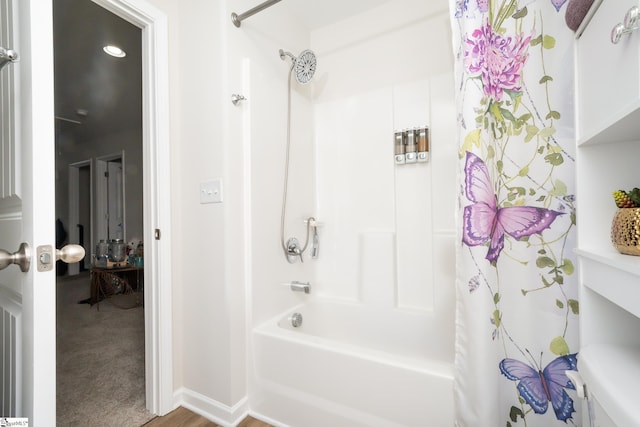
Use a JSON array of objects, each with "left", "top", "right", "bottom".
[{"left": 155, "top": 229, "right": 161, "bottom": 240}]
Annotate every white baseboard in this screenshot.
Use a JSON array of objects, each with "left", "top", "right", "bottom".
[{"left": 173, "top": 387, "right": 249, "bottom": 426}]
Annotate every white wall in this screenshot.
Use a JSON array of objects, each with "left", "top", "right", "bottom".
[
  {"left": 55, "top": 127, "right": 143, "bottom": 252},
  {"left": 139, "top": 0, "right": 249, "bottom": 421}
]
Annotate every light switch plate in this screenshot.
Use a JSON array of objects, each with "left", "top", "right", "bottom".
[{"left": 200, "top": 179, "right": 223, "bottom": 204}]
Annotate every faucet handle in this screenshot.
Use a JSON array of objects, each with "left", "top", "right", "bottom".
[{"left": 286, "top": 237, "right": 303, "bottom": 263}]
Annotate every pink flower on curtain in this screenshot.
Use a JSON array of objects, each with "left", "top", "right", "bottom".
[{"left": 464, "top": 20, "right": 532, "bottom": 102}]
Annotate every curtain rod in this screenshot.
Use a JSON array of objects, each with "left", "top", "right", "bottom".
[{"left": 231, "top": 0, "right": 283, "bottom": 28}]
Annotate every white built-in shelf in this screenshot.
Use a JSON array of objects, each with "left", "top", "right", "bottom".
[
  {"left": 577, "top": 100, "right": 640, "bottom": 147},
  {"left": 575, "top": 1, "right": 640, "bottom": 425},
  {"left": 580, "top": 345, "right": 640, "bottom": 427},
  {"left": 575, "top": 248, "right": 640, "bottom": 319},
  {"left": 575, "top": 247, "right": 640, "bottom": 276}
]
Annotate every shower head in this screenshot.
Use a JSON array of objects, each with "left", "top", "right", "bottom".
[{"left": 279, "top": 48, "right": 317, "bottom": 84}]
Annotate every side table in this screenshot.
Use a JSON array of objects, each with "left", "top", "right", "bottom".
[{"left": 90, "top": 265, "right": 144, "bottom": 309}]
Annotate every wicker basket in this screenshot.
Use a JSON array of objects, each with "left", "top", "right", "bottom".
[{"left": 611, "top": 208, "right": 640, "bottom": 256}]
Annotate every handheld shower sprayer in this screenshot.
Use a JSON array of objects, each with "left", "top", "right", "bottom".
[{"left": 279, "top": 48, "right": 319, "bottom": 263}]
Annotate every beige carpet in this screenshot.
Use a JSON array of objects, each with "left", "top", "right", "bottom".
[{"left": 56, "top": 272, "right": 155, "bottom": 426}]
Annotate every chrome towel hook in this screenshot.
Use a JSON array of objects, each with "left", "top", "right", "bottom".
[
  {"left": 231, "top": 94, "right": 247, "bottom": 105},
  {"left": 0, "top": 46, "right": 18, "bottom": 71}
]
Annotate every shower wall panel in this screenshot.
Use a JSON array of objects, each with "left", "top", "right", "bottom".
[
  {"left": 393, "top": 80, "right": 434, "bottom": 311},
  {"left": 314, "top": 89, "right": 395, "bottom": 301},
  {"left": 311, "top": 6, "right": 455, "bottom": 313}
]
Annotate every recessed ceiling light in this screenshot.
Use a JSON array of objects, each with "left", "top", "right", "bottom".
[{"left": 103, "top": 45, "right": 126, "bottom": 58}]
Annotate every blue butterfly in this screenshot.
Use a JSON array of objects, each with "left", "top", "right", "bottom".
[{"left": 499, "top": 353, "right": 578, "bottom": 422}]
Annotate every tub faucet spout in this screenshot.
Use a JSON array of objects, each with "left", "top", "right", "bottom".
[{"left": 290, "top": 281, "right": 310, "bottom": 294}]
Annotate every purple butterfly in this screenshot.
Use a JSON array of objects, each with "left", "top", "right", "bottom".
[
  {"left": 500, "top": 354, "right": 578, "bottom": 422},
  {"left": 461, "top": 151, "right": 563, "bottom": 264}
]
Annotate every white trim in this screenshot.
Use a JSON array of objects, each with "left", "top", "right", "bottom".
[
  {"left": 96, "top": 152, "right": 126, "bottom": 241},
  {"left": 0, "top": 286, "right": 23, "bottom": 418},
  {"left": 241, "top": 57, "right": 254, "bottom": 412},
  {"left": 174, "top": 387, "right": 250, "bottom": 427},
  {"left": 67, "top": 159, "right": 93, "bottom": 274},
  {"left": 91, "top": 0, "right": 173, "bottom": 415},
  {"left": 94, "top": 159, "right": 107, "bottom": 241}
]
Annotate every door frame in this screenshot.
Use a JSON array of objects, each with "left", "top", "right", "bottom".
[
  {"left": 95, "top": 151, "right": 126, "bottom": 243},
  {"left": 91, "top": 0, "right": 174, "bottom": 415},
  {"left": 68, "top": 159, "right": 93, "bottom": 274}
]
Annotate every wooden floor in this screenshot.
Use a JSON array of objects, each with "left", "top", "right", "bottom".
[{"left": 143, "top": 407, "right": 273, "bottom": 427}]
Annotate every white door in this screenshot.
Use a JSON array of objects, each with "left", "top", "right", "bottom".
[{"left": 0, "top": 0, "right": 57, "bottom": 423}]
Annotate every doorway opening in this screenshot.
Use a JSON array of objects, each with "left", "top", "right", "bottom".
[
  {"left": 54, "top": 0, "right": 147, "bottom": 422},
  {"left": 54, "top": 0, "right": 173, "bottom": 421}
]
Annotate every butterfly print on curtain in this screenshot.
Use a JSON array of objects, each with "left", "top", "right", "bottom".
[
  {"left": 500, "top": 354, "right": 578, "bottom": 422},
  {"left": 461, "top": 151, "right": 563, "bottom": 264}
]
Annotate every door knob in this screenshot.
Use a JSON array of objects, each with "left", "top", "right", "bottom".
[
  {"left": 56, "top": 244, "right": 85, "bottom": 263},
  {"left": 36, "top": 244, "right": 85, "bottom": 272},
  {"left": 0, "top": 243, "right": 31, "bottom": 272}
]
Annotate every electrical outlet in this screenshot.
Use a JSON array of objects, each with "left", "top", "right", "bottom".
[{"left": 200, "top": 179, "right": 223, "bottom": 204}]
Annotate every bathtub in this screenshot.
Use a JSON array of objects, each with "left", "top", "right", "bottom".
[{"left": 251, "top": 299, "right": 454, "bottom": 427}]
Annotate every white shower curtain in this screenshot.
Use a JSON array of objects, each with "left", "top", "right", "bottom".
[{"left": 449, "top": 1, "right": 580, "bottom": 425}]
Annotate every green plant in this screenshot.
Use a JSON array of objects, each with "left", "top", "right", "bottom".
[{"left": 612, "top": 188, "right": 640, "bottom": 208}]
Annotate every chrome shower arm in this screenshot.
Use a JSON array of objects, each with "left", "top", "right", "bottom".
[{"left": 279, "top": 49, "right": 296, "bottom": 61}]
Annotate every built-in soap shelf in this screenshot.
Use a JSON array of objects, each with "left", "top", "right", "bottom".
[{"left": 394, "top": 127, "right": 429, "bottom": 165}]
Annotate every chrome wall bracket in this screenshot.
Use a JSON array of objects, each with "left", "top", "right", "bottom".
[
  {"left": 0, "top": 47, "right": 18, "bottom": 71},
  {"left": 231, "top": 94, "right": 247, "bottom": 105},
  {"left": 231, "top": 0, "right": 283, "bottom": 28}
]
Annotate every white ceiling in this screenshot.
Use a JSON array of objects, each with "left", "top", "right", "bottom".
[
  {"left": 282, "top": 0, "right": 391, "bottom": 29},
  {"left": 54, "top": 0, "right": 142, "bottom": 141}
]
